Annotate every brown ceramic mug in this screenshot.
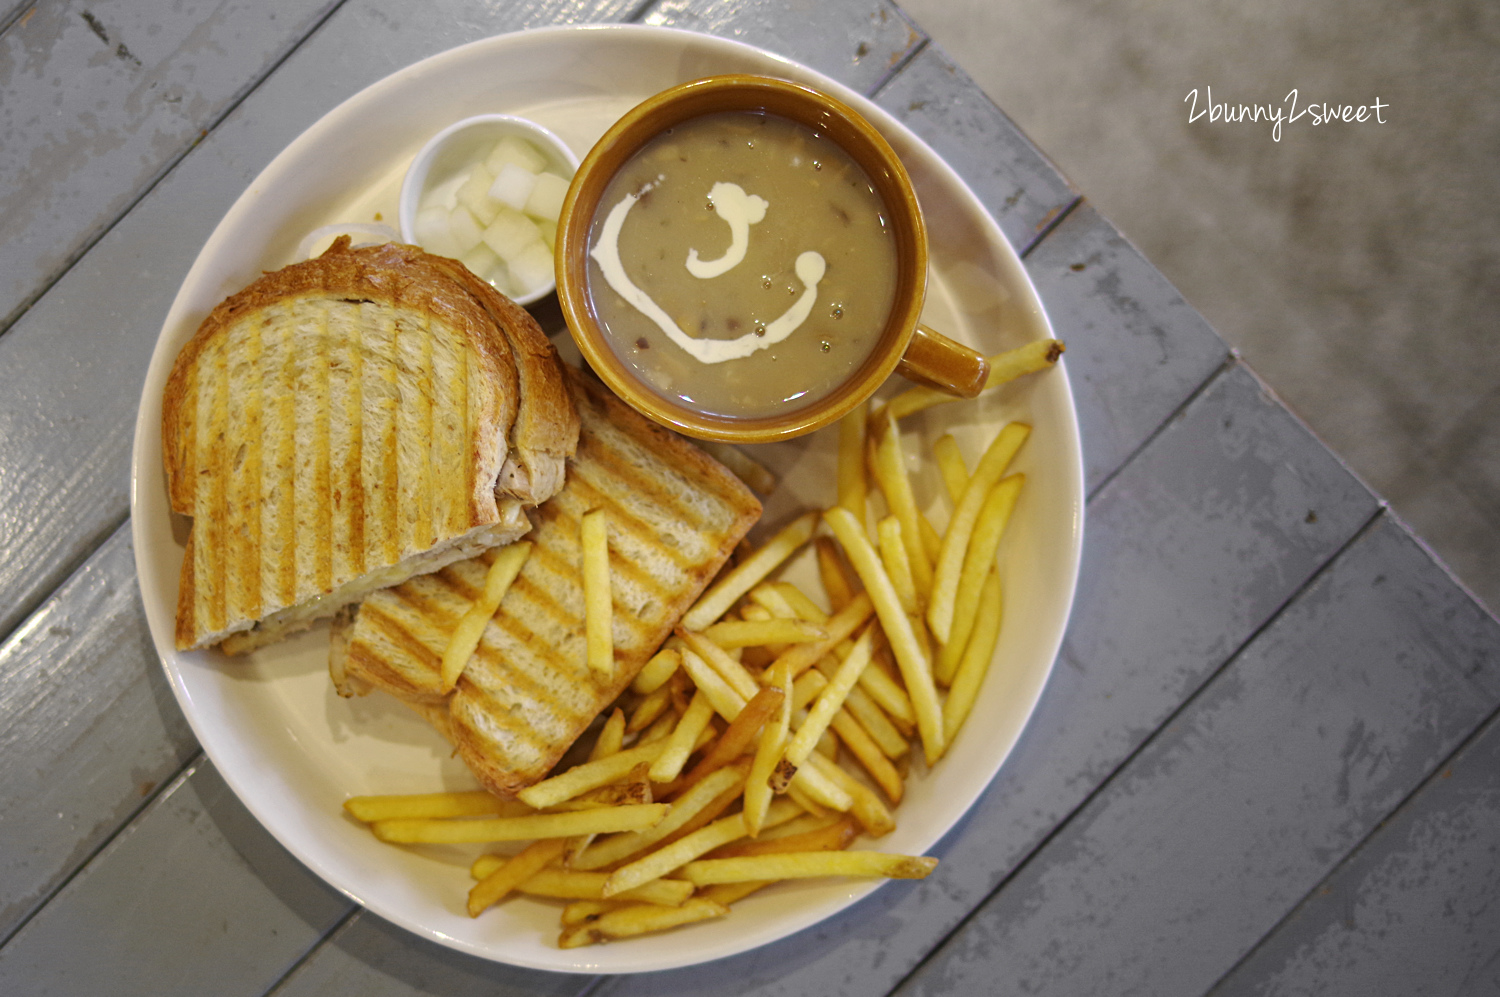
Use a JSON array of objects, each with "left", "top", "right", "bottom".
[{"left": 555, "top": 74, "right": 989, "bottom": 443}]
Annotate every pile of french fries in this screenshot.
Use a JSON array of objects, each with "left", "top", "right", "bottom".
[{"left": 343, "top": 337, "right": 1062, "bottom": 948}]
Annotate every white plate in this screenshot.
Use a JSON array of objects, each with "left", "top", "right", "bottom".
[{"left": 130, "top": 24, "right": 1083, "bottom": 975}]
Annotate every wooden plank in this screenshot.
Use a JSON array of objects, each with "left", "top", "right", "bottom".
[
  {"left": 891, "top": 513, "right": 1500, "bottom": 997},
  {"left": 0, "top": 523, "right": 198, "bottom": 941},
  {"left": 272, "top": 909, "right": 596, "bottom": 997},
  {"left": 640, "top": 0, "right": 924, "bottom": 95},
  {"left": 1026, "top": 201, "right": 1233, "bottom": 495},
  {"left": 0, "top": 0, "right": 343, "bottom": 333},
  {"left": 874, "top": 41, "right": 1078, "bottom": 255},
  {"left": 593, "top": 360, "right": 1379, "bottom": 997},
  {"left": 0, "top": 758, "right": 352, "bottom": 997},
  {"left": 1209, "top": 709, "right": 1500, "bottom": 997},
  {"left": 0, "top": 0, "right": 636, "bottom": 644}
]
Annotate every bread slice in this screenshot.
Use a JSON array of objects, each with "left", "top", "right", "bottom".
[
  {"left": 331, "top": 367, "right": 763, "bottom": 797},
  {"left": 162, "top": 238, "right": 577, "bottom": 653}
]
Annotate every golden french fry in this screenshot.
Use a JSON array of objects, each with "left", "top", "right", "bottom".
[
  {"left": 518, "top": 740, "right": 668, "bottom": 809},
  {"left": 927, "top": 422, "right": 1029, "bottom": 643},
  {"left": 884, "top": 339, "right": 1065, "bottom": 421},
  {"left": 876, "top": 515, "right": 919, "bottom": 615},
  {"left": 631, "top": 646, "right": 681, "bottom": 695},
  {"left": 744, "top": 661, "right": 793, "bottom": 836},
  {"left": 871, "top": 411, "right": 933, "bottom": 597},
  {"left": 681, "top": 850, "right": 938, "bottom": 886},
  {"left": 581, "top": 509, "right": 613, "bottom": 676},
  {"left": 944, "top": 568, "right": 1005, "bottom": 740},
  {"left": 704, "top": 617, "right": 826, "bottom": 648},
  {"left": 559, "top": 899, "right": 624, "bottom": 927},
  {"left": 709, "top": 815, "right": 859, "bottom": 859},
  {"left": 773, "top": 581, "right": 829, "bottom": 625},
  {"left": 678, "top": 647, "right": 749, "bottom": 721},
  {"left": 439, "top": 542, "right": 531, "bottom": 692},
  {"left": 343, "top": 791, "right": 523, "bottom": 823},
  {"left": 805, "top": 750, "right": 895, "bottom": 837},
  {"left": 697, "top": 440, "right": 777, "bottom": 495},
  {"left": 837, "top": 400, "right": 868, "bottom": 517},
  {"left": 570, "top": 763, "right": 750, "bottom": 871},
  {"left": 370, "top": 803, "right": 668, "bottom": 844},
  {"left": 602, "top": 811, "right": 754, "bottom": 897},
  {"left": 648, "top": 689, "right": 717, "bottom": 782},
  {"left": 676, "top": 629, "right": 762, "bottom": 702},
  {"left": 829, "top": 709, "right": 904, "bottom": 804},
  {"left": 467, "top": 838, "right": 567, "bottom": 916},
  {"left": 680, "top": 684, "right": 785, "bottom": 789},
  {"left": 589, "top": 707, "right": 626, "bottom": 761},
  {"left": 765, "top": 591, "right": 874, "bottom": 680},
  {"left": 784, "top": 626, "right": 874, "bottom": 769},
  {"left": 626, "top": 682, "right": 673, "bottom": 733},
  {"left": 682, "top": 511, "right": 818, "bottom": 631},
  {"left": 933, "top": 434, "right": 969, "bottom": 505},
  {"left": 935, "top": 474, "right": 1022, "bottom": 685},
  {"left": 559, "top": 897, "right": 730, "bottom": 948},
  {"left": 815, "top": 536, "right": 858, "bottom": 613},
  {"left": 823, "top": 506, "right": 946, "bottom": 764},
  {"left": 466, "top": 865, "right": 695, "bottom": 905}
]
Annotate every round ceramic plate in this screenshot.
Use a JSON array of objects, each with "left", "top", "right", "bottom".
[{"left": 130, "top": 24, "right": 1083, "bottom": 975}]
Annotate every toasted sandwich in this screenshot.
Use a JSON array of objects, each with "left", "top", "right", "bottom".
[
  {"left": 162, "top": 238, "right": 578, "bottom": 654},
  {"left": 330, "top": 367, "right": 763, "bottom": 797}
]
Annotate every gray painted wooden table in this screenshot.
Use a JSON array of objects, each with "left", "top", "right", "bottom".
[{"left": 2, "top": 1, "right": 1496, "bottom": 994}]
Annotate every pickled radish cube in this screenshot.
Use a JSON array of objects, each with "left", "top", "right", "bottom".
[
  {"left": 481, "top": 208, "right": 542, "bottom": 262},
  {"left": 523, "top": 172, "right": 569, "bottom": 222},
  {"left": 537, "top": 217, "right": 557, "bottom": 251},
  {"left": 414, "top": 206, "right": 460, "bottom": 257},
  {"left": 508, "top": 241, "right": 554, "bottom": 293},
  {"left": 456, "top": 164, "right": 501, "bottom": 226},
  {"left": 488, "top": 162, "right": 539, "bottom": 211},
  {"left": 484, "top": 136, "right": 547, "bottom": 175},
  {"left": 447, "top": 204, "right": 484, "bottom": 254},
  {"left": 422, "top": 170, "right": 468, "bottom": 212},
  {"left": 460, "top": 241, "right": 502, "bottom": 280}
]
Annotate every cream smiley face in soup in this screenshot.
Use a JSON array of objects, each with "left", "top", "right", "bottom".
[{"left": 586, "top": 111, "right": 898, "bottom": 420}]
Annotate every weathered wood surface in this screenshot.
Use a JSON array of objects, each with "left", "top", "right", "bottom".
[{"left": 0, "top": 0, "right": 1494, "bottom": 993}]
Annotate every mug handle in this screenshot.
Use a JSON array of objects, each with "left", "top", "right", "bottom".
[{"left": 896, "top": 324, "right": 990, "bottom": 398}]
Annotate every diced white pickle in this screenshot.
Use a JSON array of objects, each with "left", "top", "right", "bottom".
[
  {"left": 488, "top": 162, "right": 539, "bottom": 211},
  {"left": 456, "top": 164, "right": 501, "bottom": 225},
  {"left": 423, "top": 170, "right": 468, "bottom": 212},
  {"left": 460, "top": 241, "right": 502, "bottom": 280},
  {"left": 413, "top": 206, "right": 460, "bottom": 257},
  {"left": 524, "top": 171, "right": 569, "bottom": 222},
  {"left": 481, "top": 208, "right": 543, "bottom": 263},
  {"left": 538, "top": 217, "right": 557, "bottom": 251},
  {"left": 508, "top": 240, "right": 555, "bottom": 294},
  {"left": 447, "top": 204, "right": 485, "bottom": 255},
  {"left": 484, "top": 136, "right": 548, "bottom": 175}
]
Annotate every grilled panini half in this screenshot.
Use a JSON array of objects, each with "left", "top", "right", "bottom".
[
  {"left": 331, "top": 368, "right": 762, "bottom": 797},
  {"left": 162, "top": 238, "right": 578, "bottom": 654}
]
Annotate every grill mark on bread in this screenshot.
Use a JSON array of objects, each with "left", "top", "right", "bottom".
[
  {"left": 196, "top": 334, "right": 229, "bottom": 634},
  {"left": 227, "top": 312, "right": 263, "bottom": 622}
]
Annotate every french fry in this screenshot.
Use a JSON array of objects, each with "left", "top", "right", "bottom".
[
  {"left": 626, "top": 681, "right": 674, "bottom": 733},
  {"left": 704, "top": 617, "right": 826, "bottom": 648},
  {"left": 678, "top": 647, "right": 750, "bottom": 721},
  {"left": 823, "top": 506, "right": 946, "bottom": 764},
  {"left": 466, "top": 863, "right": 696, "bottom": 905},
  {"left": 884, "top": 338, "right": 1065, "bottom": 421},
  {"left": 581, "top": 509, "right": 613, "bottom": 676},
  {"left": 927, "top": 422, "right": 1029, "bottom": 643},
  {"left": 871, "top": 411, "right": 933, "bottom": 597},
  {"left": 806, "top": 750, "right": 896, "bottom": 837},
  {"left": 697, "top": 440, "right": 777, "bottom": 495},
  {"left": 680, "top": 684, "right": 785, "bottom": 789},
  {"left": 602, "top": 810, "right": 755, "bottom": 897},
  {"left": 467, "top": 838, "right": 567, "bottom": 916},
  {"left": 944, "top": 568, "right": 1005, "bottom": 740},
  {"left": 784, "top": 626, "right": 874, "bottom": 769},
  {"left": 764, "top": 591, "right": 874, "bottom": 680},
  {"left": 747, "top": 582, "right": 798, "bottom": 620},
  {"left": 876, "top": 515, "right": 919, "bottom": 615},
  {"left": 935, "top": 474, "right": 1022, "bottom": 685},
  {"left": 676, "top": 629, "right": 761, "bottom": 702},
  {"left": 439, "top": 542, "right": 532, "bottom": 692},
  {"left": 631, "top": 646, "right": 681, "bottom": 694},
  {"left": 681, "top": 511, "right": 818, "bottom": 630},
  {"left": 681, "top": 850, "right": 938, "bottom": 886},
  {"left": 815, "top": 536, "right": 858, "bottom": 612},
  {"left": 837, "top": 401, "right": 868, "bottom": 517},
  {"left": 559, "top": 899, "right": 623, "bottom": 927},
  {"left": 744, "top": 661, "right": 793, "bottom": 836},
  {"left": 709, "top": 815, "right": 859, "bottom": 859},
  {"left": 559, "top": 897, "right": 730, "bottom": 948},
  {"left": 370, "top": 803, "right": 668, "bottom": 844},
  {"left": 518, "top": 740, "right": 669, "bottom": 809},
  {"left": 822, "top": 663, "right": 909, "bottom": 759},
  {"left": 570, "top": 763, "right": 750, "bottom": 871},
  {"left": 646, "top": 689, "right": 716, "bottom": 782},
  {"left": 343, "top": 791, "right": 522, "bottom": 823},
  {"left": 773, "top": 581, "right": 829, "bottom": 625},
  {"left": 589, "top": 708, "right": 626, "bottom": 761},
  {"left": 933, "top": 434, "right": 969, "bottom": 504},
  {"left": 829, "top": 709, "right": 904, "bottom": 804}
]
